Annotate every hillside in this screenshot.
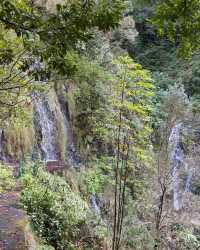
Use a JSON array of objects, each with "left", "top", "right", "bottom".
[{"left": 0, "top": 1, "right": 200, "bottom": 249}]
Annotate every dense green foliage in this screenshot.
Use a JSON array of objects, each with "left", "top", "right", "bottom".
[
  {"left": 131, "top": 0, "right": 200, "bottom": 57},
  {"left": 0, "top": 164, "right": 15, "bottom": 193},
  {"left": 111, "top": 56, "right": 154, "bottom": 249},
  {"left": 130, "top": 0, "right": 200, "bottom": 102},
  {"left": 152, "top": 0, "right": 200, "bottom": 57},
  {"left": 0, "top": 0, "right": 125, "bottom": 122},
  {"left": 68, "top": 54, "right": 113, "bottom": 160},
  {"left": 0, "top": 0, "right": 125, "bottom": 74},
  {"left": 20, "top": 167, "right": 93, "bottom": 249},
  {"left": 0, "top": 25, "right": 42, "bottom": 123}
]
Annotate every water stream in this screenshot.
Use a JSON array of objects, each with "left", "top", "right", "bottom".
[
  {"left": 34, "top": 97, "right": 58, "bottom": 161},
  {"left": 169, "top": 122, "right": 194, "bottom": 210},
  {"left": 34, "top": 92, "right": 80, "bottom": 167},
  {"left": 169, "top": 123, "right": 183, "bottom": 211},
  {"left": 185, "top": 171, "right": 192, "bottom": 193},
  {"left": 90, "top": 194, "right": 101, "bottom": 215}
]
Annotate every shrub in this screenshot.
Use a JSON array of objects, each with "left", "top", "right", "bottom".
[
  {"left": 20, "top": 168, "right": 89, "bottom": 249},
  {"left": 0, "top": 165, "right": 15, "bottom": 193},
  {"left": 82, "top": 168, "right": 105, "bottom": 196}
]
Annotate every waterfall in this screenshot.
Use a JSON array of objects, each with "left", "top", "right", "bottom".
[
  {"left": 0, "top": 86, "right": 80, "bottom": 167},
  {"left": 169, "top": 123, "right": 183, "bottom": 211},
  {"left": 90, "top": 194, "right": 101, "bottom": 215},
  {"left": 185, "top": 172, "right": 192, "bottom": 193},
  {"left": 34, "top": 96, "right": 58, "bottom": 161},
  {"left": 34, "top": 91, "right": 80, "bottom": 168}
]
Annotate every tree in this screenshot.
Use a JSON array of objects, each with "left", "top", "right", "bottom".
[
  {"left": 0, "top": 24, "right": 43, "bottom": 125},
  {"left": 131, "top": 0, "right": 200, "bottom": 57},
  {"left": 0, "top": 0, "right": 125, "bottom": 121},
  {"left": 152, "top": 0, "right": 200, "bottom": 57},
  {"left": 111, "top": 56, "right": 154, "bottom": 250},
  {"left": 0, "top": 0, "right": 125, "bottom": 75}
]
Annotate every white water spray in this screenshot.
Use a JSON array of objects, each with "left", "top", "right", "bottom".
[
  {"left": 169, "top": 123, "right": 183, "bottom": 211},
  {"left": 34, "top": 97, "right": 57, "bottom": 161},
  {"left": 91, "top": 194, "right": 101, "bottom": 215}
]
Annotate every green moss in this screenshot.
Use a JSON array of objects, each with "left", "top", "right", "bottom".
[{"left": 4, "top": 106, "right": 35, "bottom": 159}]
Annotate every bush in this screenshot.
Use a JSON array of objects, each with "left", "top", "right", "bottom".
[
  {"left": 20, "top": 168, "right": 89, "bottom": 249},
  {"left": 0, "top": 165, "right": 15, "bottom": 193}
]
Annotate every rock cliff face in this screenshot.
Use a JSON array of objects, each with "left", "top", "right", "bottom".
[
  {"left": 0, "top": 10, "right": 139, "bottom": 168},
  {"left": 0, "top": 85, "right": 80, "bottom": 168}
]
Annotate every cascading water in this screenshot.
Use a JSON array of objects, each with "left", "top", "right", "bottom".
[
  {"left": 34, "top": 95, "right": 58, "bottom": 161},
  {"left": 169, "top": 122, "right": 183, "bottom": 211},
  {"left": 0, "top": 80, "right": 80, "bottom": 167},
  {"left": 34, "top": 90, "right": 80, "bottom": 168},
  {"left": 90, "top": 194, "right": 101, "bottom": 215},
  {"left": 169, "top": 122, "right": 194, "bottom": 210},
  {"left": 185, "top": 171, "right": 192, "bottom": 193}
]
